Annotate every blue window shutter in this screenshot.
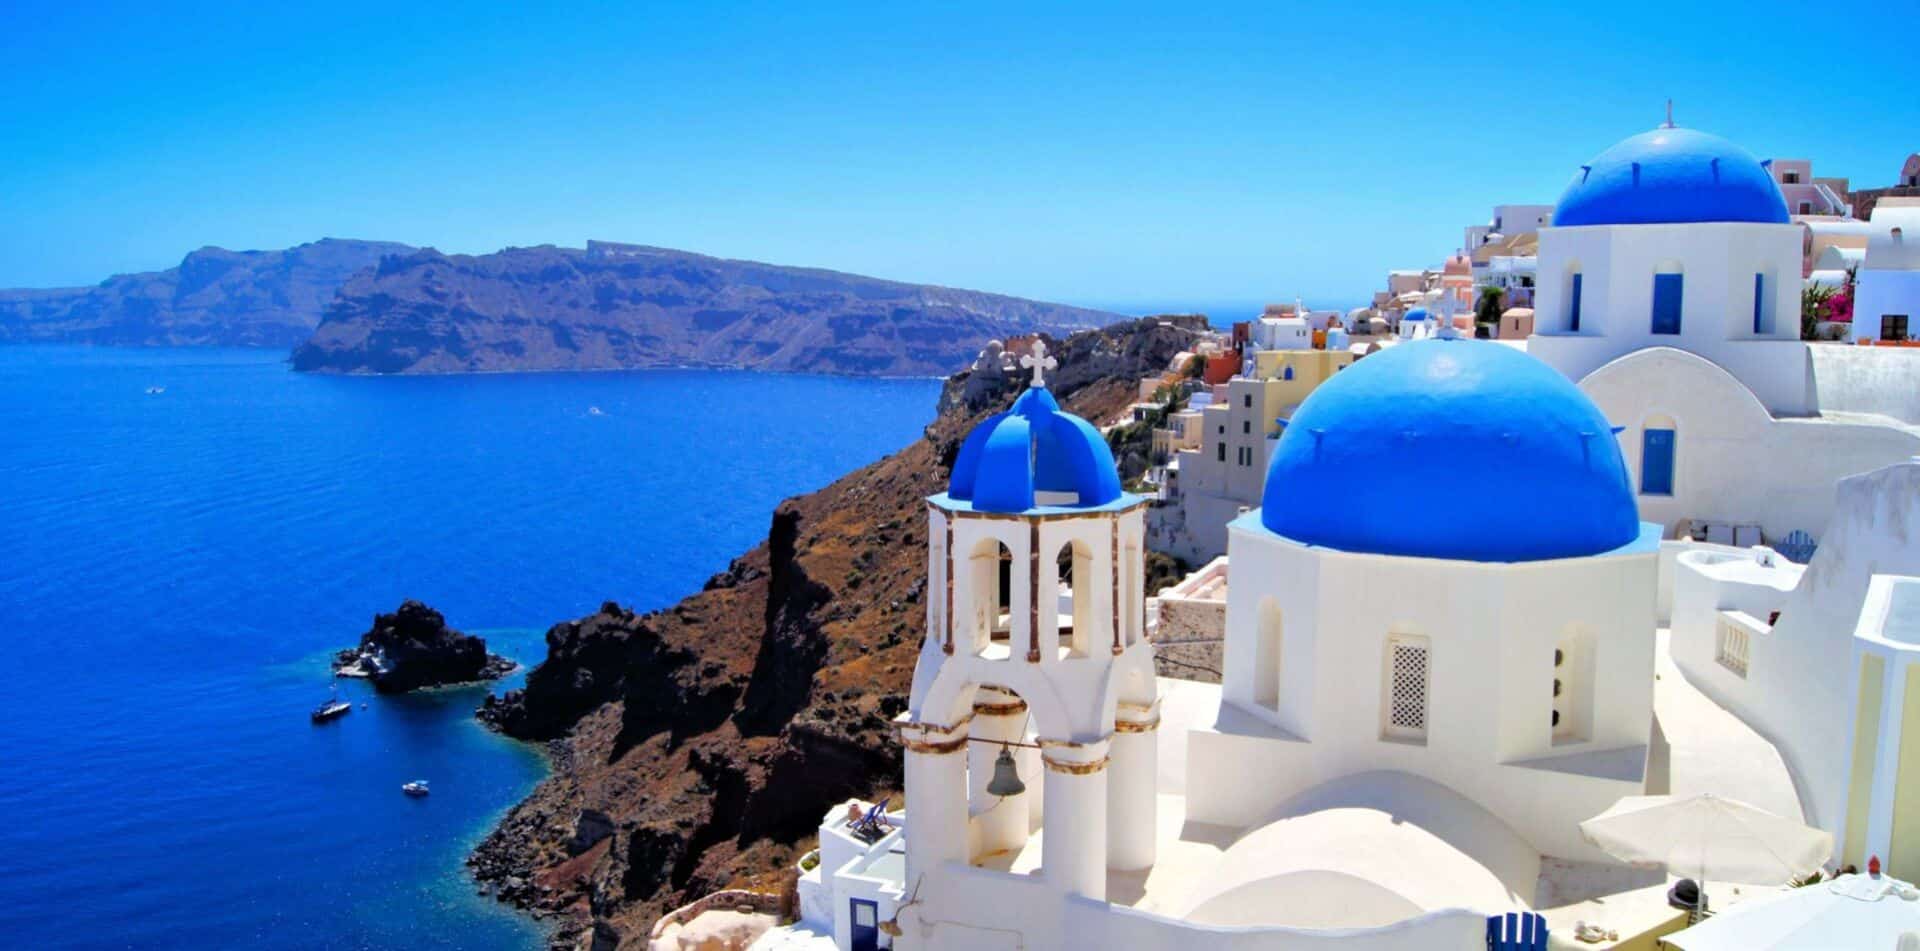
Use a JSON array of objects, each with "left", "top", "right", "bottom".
[
  {"left": 1753, "top": 273, "right": 1765, "bottom": 334},
  {"left": 1641, "top": 429, "right": 1675, "bottom": 496},
  {"left": 1652, "top": 274, "right": 1683, "bottom": 334},
  {"left": 1569, "top": 273, "right": 1582, "bottom": 332}
]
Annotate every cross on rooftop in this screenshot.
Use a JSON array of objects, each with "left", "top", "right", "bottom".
[{"left": 1020, "top": 339, "right": 1058, "bottom": 388}]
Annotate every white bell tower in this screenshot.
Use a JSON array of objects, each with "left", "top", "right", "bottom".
[{"left": 896, "top": 347, "right": 1161, "bottom": 938}]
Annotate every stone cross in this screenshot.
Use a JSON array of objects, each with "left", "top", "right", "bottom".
[{"left": 1020, "top": 339, "right": 1057, "bottom": 388}]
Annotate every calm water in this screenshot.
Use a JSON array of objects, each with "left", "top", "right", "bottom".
[{"left": 0, "top": 347, "right": 940, "bottom": 950}]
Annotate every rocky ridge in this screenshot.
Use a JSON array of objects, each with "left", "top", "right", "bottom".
[
  {"left": 0, "top": 238, "right": 413, "bottom": 347},
  {"left": 467, "top": 316, "right": 1210, "bottom": 949},
  {"left": 290, "top": 241, "right": 1118, "bottom": 377}
]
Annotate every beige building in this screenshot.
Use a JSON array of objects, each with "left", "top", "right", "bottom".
[{"left": 1153, "top": 350, "right": 1355, "bottom": 562}]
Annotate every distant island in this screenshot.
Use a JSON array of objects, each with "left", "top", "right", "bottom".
[
  {"left": 0, "top": 238, "right": 413, "bottom": 348},
  {"left": 1, "top": 237, "right": 1119, "bottom": 378},
  {"left": 289, "top": 241, "right": 1117, "bottom": 377}
]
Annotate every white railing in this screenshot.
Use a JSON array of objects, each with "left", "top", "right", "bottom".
[{"left": 1715, "top": 610, "right": 1768, "bottom": 677}]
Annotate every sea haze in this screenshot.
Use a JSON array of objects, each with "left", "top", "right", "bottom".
[{"left": 0, "top": 347, "right": 941, "bottom": 950}]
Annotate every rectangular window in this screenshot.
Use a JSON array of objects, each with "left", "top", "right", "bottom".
[
  {"left": 1384, "top": 635, "right": 1430, "bottom": 742},
  {"left": 1651, "top": 273, "right": 1683, "bottom": 335},
  {"left": 1569, "top": 273, "right": 1583, "bottom": 332},
  {"left": 1243, "top": 394, "right": 1252, "bottom": 408},
  {"left": 1242, "top": 420, "right": 1251, "bottom": 434},
  {"left": 1641, "top": 428, "right": 1676, "bottom": 496},
  {"left": 1798, "top": 201, "right": 1812, "bottom": 215},
  {"left": 1884, "top": 315, "right": 1911, "bottom": 342},
  {"left": 1217, "top": 442, "right": 1226, "bottom": 462},
  {"left": 1753, "top": 273, "right": 1766, "bottom": 335}
]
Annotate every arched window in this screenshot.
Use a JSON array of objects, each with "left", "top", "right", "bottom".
[
  {"left": 1282, "top": 365, "right": 1294, "bottom": 381},
  {"left": 1651, "top": 264, "right": 1684, "bottom": 335},
  {"left": 1055, "top": 540, "right": 1094, "bottom": 657},
  {"left": 1254, "top": 597, "right": 1282, "bottom": 711},
  {"left": 969, "top": 537, "right": 1014, "bottom": 654},
  {"left": 1383, "top": 632, "right": 1430, "bottom": 743},
  {"left": 1641, "top": 415, "right": 1677, "bottom": 497},
  {"left": 1567, "top": 268, "right": 1584, "bottom": 333}
]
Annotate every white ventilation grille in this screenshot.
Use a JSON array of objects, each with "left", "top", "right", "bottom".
[{"left": 1385, "top": 637, "right": 1430, "bottom": 740}]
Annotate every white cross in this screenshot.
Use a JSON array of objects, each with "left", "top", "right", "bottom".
[{"left": 1019, "top": 339, "right": 1058, "bottom": 388}]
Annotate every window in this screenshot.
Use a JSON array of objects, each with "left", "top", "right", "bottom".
[
  {"left": 1651, "top": 272, "right": 1683, "bottom": 335},
  {"left": 1753, "top": 273, "right": 1766, "bottom": 335},
  {"left": 1798, "top": 201, "right": 1812, "bottom": 215},
  {"left": 1217, "top": 442, "right": 1226, "bottom": 462},
  {"left": 1884, "top": 315, "right": 1911, "bottom": 342},
  {"left": 1641, "top": 426, "right": 1676, "bottom": 496},
  {"left": 1569, "top": 272, "right": 1583, "bottom": 332},
  {"left": 1383, "top": 634, "right": 1430, "bottom": 742},
  {"left": 1243, "top": 394, "right": 1253, "bottom": 408},
  {"left": 1552, "top": 632, "right": 1593, "bottom": 744},
  {"left": 1282, "top": 366, "right": 1294, "bottom": 381},
  {"left": 1784, "top": 171, "right": 1801, "bottom": 184},
  {"left": 1242, "top": 420, "right": 1251, "bottom": 434},
  {"left": 1254, "top": 598, "right": 1282, "bottom": 711},
  {"left": 1715, "top": 618, "right": 1750, "bottom": 677}
]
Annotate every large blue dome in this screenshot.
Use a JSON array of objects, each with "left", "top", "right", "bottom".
[
  {"left": 1259, "top": 339, "right": 1640, "bottom": 562},
  {"left": 1554, "top": 127, "right": 1790, "bottom": 227},
  {"left": 947, "top": 386, "right": 1124, "bottom": 513}
]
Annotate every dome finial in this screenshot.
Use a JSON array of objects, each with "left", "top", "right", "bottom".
[
  {"left": 1664, "top": 98, "right": 1675, "bottom": 129},
  {"left": 1019, "top": 338, "right": 1058, "bottom": 388}
]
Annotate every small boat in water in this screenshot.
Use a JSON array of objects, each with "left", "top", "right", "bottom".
[
  {"left": 402, "top": 780, "right": 430, "bottom": 797},
  {"left": 311, "top": 692, "right": 352, "bottom": 723}
]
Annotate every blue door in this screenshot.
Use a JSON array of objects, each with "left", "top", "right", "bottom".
[
  {"left": 1641, "top": 429, "right": 1675, "bottom": 496},
  {"left": 850, "top": 898, "right": 880, "bottom": 951},
  {"left": 1651, "top": 273, "right": 1683, "bottom": 335}
]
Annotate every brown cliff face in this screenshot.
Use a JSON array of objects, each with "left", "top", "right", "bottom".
[
  {"left": 468, "top": 316, "right": 1209, "bottom": 949},
  {"left": 290, "top": 242, "right": 1119, "bottom": 377}
]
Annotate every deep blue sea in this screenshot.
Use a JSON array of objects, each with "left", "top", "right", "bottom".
[{"left": 0, "top": 347, "right": 940, "bottom": 951}]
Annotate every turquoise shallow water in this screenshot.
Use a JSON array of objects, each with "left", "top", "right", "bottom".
[{"left": 0, "top": 347, "right": 940, "bottom": 950}]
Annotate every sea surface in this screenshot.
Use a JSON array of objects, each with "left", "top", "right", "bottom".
[{"left": 0, "top": 347, "right": 941, "bottom": 951}]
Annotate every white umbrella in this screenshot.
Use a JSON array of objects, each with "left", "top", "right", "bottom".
[
  {"left": 1665, "top": 873, "right": 1920, "bottom": 950},
  {"left": 1580, "top": 794, "right": 1832, "bottom": 918}
]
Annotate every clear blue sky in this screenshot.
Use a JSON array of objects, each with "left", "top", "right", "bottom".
[{"left": 3, "top": 1, "right": 1914, "bottom": 311}]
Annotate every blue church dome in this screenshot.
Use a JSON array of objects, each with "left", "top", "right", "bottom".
[
  {"left": 947, "top": 386, "right": 1124, "bottom": 513},
  {"left": 1403, "top": 308, "right": 1431, "bottom": 322},
  {"left": 1554, "top": 127, "right": 1790, "bottom": 227},
  {"left": 1259, "top": 339, "right": 1641, "bottom": 562}
]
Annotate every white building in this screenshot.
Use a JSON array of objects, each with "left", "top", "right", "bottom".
[
  {"left": 1851, "top": 203, "right": 1920, "bottom": 343},
  {"left": 765, "top": 123, "right": 1920, "bottom": 951},
  {"left": 1526, "top": 124, "right": 1920, "bottom": 549},
  {"left": 1528, "top": 125, "right": 1814, "bottom": 417},
  {"left": 1464, "top": 203, "right": 1554, "bottom": 252}
]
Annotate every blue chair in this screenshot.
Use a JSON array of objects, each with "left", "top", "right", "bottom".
[
  {"left": 1777, "top": 530, "right": 1817, "bottom": 564},
  {"left": 1486, "top": 911, "right": 1547, "bottom": 951}
]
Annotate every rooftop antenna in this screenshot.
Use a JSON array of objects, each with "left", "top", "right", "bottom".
[{"left": 1664, "top": 99, "right": 1675, "bottom": 129}]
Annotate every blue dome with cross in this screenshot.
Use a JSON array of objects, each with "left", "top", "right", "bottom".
[
  {"left": 946, "top": 383, "right": 1125, "bottom": 513},
  {"left": 1554, "top": 126, "right": 1790, "bottom": 227},
  {"left": 1258, "top": 338, "right": 1642, "bottom": 562}
]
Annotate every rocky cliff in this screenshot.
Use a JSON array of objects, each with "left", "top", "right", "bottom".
[
  {"left": 334, "top": 600, "right": 514, "bottom": 693},
  {"left": 289, "top": 241, "right": 1118, "bottom": 377},
  {"left": 468, "top": 316, "right": 1210, "bottom": 949},
  {"left": 0, "top": 238, "right": 412, "bottom": 347}
]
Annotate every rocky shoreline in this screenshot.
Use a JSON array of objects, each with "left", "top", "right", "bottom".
[
  {"left": 458, "top": 318, "right": 1207, "bottom": 950},
  {"left": 332, "top": 600, "right": 515, "bottom": 693}
]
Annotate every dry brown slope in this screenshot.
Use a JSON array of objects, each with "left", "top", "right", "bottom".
[{"left": 469, "top": 316, "right": 1208, "bottom": 949}]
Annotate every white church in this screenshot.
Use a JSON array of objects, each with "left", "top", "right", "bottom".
[{"left": 754, "top": 123, "right": 1920, "bottom": 951}]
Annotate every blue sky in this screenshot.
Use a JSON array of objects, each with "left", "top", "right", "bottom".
[{"left": 3, "top": 1, "right": 1914, "bottom": 312}]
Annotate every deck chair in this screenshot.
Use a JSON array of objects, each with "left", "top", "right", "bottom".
[{"left": 1486, "top": 911, "right": 1547, "bottom": 951}]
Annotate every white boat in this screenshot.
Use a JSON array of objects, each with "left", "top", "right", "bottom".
[{"left": 402, "top": 780, "right": 430, "bottom": 797}]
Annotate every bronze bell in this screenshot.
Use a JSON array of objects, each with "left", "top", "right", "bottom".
[{"left": 986, "top": 745, "right": 1025, "bottom": 797}]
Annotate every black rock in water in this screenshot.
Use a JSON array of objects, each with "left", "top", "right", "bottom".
[{"left": 333, "top": 600, "right": 514, "bottom": 693}]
